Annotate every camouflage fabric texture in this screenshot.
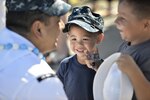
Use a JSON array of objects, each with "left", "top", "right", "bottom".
[{"left": 6, "top": 0, "right": 71, "bottom": 16}]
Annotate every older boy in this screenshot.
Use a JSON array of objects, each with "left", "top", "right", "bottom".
[{"left": 115, "top": 0, "right": 150, "bottom": 100}]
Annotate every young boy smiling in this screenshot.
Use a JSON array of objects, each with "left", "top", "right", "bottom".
[{"left": 57, "top": 6, "right": 104, "bottom": 100}]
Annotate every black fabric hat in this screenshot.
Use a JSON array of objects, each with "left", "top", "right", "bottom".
[{"left": 63, "top": 6, "right": 104, "bottom": 33}]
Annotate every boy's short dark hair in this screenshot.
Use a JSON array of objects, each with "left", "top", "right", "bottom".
[
  {"left": 6, "top": 10, "right": 50, "bottom": 34},
  {"left": 119, "top": 0, "right": 150, "bottom": 19}
]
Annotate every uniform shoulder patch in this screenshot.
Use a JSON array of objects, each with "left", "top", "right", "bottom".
[{"left": 37, "top": 73, "right": 56, "bottom": 82}]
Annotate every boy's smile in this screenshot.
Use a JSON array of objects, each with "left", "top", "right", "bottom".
[{"left": 76, "top": 48, "right": 84, "bottom": 53}]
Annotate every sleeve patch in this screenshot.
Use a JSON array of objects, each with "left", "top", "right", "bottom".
[{"left": 37, "top": 73, "right": 56, "bottom": 82}]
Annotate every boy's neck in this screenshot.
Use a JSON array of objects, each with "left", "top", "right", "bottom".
[{"left": 77, "top": 56, "right": 86, "bottom": 65}]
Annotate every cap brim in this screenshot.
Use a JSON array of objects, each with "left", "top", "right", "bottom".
[
  {"left": 93, "top": 53, "right": 133, "bottom": 100},
  {"left": 63, "top": 20, "right": 100, "bottom": 33},
  {"left": 47, "top": 0, "right": 71, "bottom": 16}
]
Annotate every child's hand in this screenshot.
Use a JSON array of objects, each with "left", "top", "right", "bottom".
[
  {"left": 116, "top": 54, "right": 138, "bottom": 76},
  {"left": 84, "top": 48, "right": 103, "bottom": 71},
  {"left": 117, "top": 54, "right": 150, "bottom": 100}
]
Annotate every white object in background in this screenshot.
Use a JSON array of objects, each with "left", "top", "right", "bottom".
[
  {"left": 93, "top": 53, "right": 133, "bottom": 100},
  {"left": 0, "top": 0, "right": 6, "bottom": 30}
]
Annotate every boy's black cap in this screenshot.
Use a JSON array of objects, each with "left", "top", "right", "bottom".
[
  {"left": 6, "top": 0, "right": 71, "bottom": 16},
  {"left": 63, "top": 6, "right": 104, "bottom": 33}
]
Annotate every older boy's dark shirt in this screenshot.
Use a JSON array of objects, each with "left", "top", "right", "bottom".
[
  {"left": 118, "top": 39, "right": 150, "bottom": 100},
  {"left": 56, "top": 55, "right": 96, "bottom": 100}
]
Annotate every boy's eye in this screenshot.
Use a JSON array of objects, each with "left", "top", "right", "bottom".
[
  {"left": 83, "top": 38, "right": 89, "bottom": 41},
  {"left": 83, "top": 37, "right": 91, "bottom": 41},
  {"left": 117, "top": 16, "right": 126, "bottom": 22},
  {"left": 71, "top": 38, "right": 76, "bottom": 41}
]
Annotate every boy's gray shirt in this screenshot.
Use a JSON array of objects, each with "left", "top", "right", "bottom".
[{"left": 118, "top": 39, "right": 150, "bottom": 100}]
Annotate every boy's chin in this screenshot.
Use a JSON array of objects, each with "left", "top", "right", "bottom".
[
  {"left": 76, "top": 53, "right": 83, "bottom": 57},
  {"left": 76, "top": 53, "right": 85, "bottom": 59}
]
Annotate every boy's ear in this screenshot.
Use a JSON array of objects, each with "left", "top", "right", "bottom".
[
  {"left": 96, "top": 33, "right": 104, "bottom": 43},
  {"left": 144, "top": 19, "right": 150, "bottom": 30},
  {"left": 31, "top": 21, "right": 43, "bottom": 39}
]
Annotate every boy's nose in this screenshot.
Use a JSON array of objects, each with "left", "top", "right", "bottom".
[
  {"left": 114, "top": 17, "right": 118, "bottom": 25},
  {"left": 114, "top": 17, "right": 120, "bottom": 29},
  {"left": 76, "top": 40, "right": 83, "bottom": 46}
]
